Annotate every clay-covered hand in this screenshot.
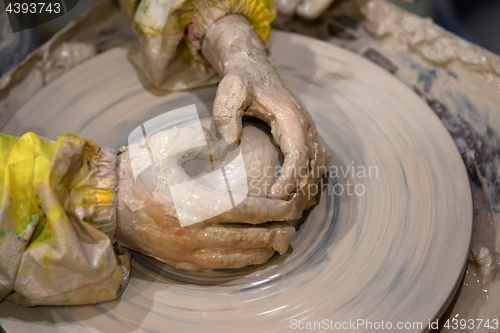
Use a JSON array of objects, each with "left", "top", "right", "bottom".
[
  {"left": 202, "top": 14, "right": 321, "bottom": 200},
  {"left": 114, "top": 122, "right": 301, "bottom": 271},
  {"left": 275, "top": 0, "right": 336, "bottom": 20}
]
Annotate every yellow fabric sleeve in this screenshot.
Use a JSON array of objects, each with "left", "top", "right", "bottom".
[
  {"left": 128, "top": 0, "right": 276, "bottom": 91},
  {"left": 0, "top": 133, "right": 130, "bottom": 306}
]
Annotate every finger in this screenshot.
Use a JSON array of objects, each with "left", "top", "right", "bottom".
[
  {"left": 275, "top": 0, "right": 303, "bottom": 17},
  {"left": 213, "top": 75, "right": 251, "bottom": 144},
  {"left": 189, "top": 222, "right": 295, "bottom": 255},
  {"left": 189, "top": 247, "right": 276, "bottom": 270},
  {"left": 205, "top": 195, "right": 307, "bottom": 224},
  {"left": 247, "top": 94, "right": 311, "bottom": 200},
  {"left": 271, "top": 97, "right": 320, "bottom": 200},
  {"left": 271, "top": 139, "right": 309, "bottom": 200},
  {"left": 297, "top": 0, "right": 336, "bottom": 20}
]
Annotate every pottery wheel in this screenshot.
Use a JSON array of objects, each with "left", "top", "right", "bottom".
[{"left": 0, "top": 31, "right": 472, "bottom": 332}]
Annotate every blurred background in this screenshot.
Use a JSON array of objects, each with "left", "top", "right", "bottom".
[{"left": 1, "top": 0, "right": 500, "bottom": 75}]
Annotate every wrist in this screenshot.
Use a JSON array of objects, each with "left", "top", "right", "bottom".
[{"left": 201, "top": 14, "right": 270, "bottom": 76}]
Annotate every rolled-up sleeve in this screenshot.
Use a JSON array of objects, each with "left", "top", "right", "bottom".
[
  {"left": 0, "top": 133, "right": 130, "bottom": 306},
  {"left": 126, "top": 0, "right": 276, "bottom": 90}
]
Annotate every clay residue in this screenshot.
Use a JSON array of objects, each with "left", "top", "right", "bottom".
[{"left": 359, "top": 0, "right": 500, "bottom": 76}]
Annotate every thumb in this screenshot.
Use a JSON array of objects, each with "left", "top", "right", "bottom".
[{"left": 213, "top": 75, "right": 251, "bottom": 144}]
